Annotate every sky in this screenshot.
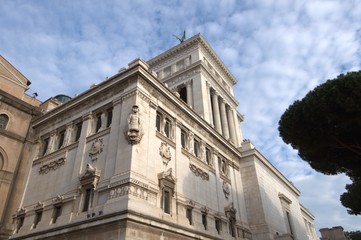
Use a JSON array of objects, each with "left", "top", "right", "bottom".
[{"left": 1, "top": 0, "right": 361, "bottom": 234}]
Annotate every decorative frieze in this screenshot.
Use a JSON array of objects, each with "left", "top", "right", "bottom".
[
  {"left": 189, "top": 163, "right": 209, "bottom": 181},
  {"left": 39, "top": 158, "right": 66, "bottom": 174},
  {"left": 108, "top": 178, "right": 156, "bottom": 202}
]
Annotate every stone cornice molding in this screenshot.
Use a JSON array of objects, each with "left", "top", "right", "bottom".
[{"left": 147, "top": 34, "right": 237, "bottom": 86}]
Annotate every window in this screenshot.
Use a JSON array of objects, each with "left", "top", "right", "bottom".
[
  {"left": 42, "top": 138, "right": 49, "bottom": 156},
  {"left": 156, "top": 114, "right": 161, "bottom": 132},
  {"left": 205, "top": 148, "right": 211, "bottom": 165},
  {"left": 58, "top": 131, "right": 65, "bottom": 149},
  {"left": 186, "top": 208, "right": 193, "bottom": 225},
  {"left": 220, "top": 159, "right": 228, "bottom": 176},
  {"left": 163, "top": 190, "right": 170, "bottom": 214},
  {"left": 215, "top": 218, "right": 222, "bottom": 234},
  {"left": 158, "top": 169, "right": 175, "bottom": 215},
  {"left": 229, "top": 218, "right": 236, "bottom": 237},
  {"left": 52, "top": 205, "right": 62, "bottom": 224},
  {"left": 0, "top": 114, "right": 9, "bottom": 129},
  {"left": 164, "top": 118, "right": 171, "bottom": 138},
  {"left": 178, "top": 86, "right": 187, "bottom": 103},
  {"left": 82, "top": 188, "right": 92, "bottom": 212},
  {"left": 286, "top": 211, "right": 294, "bottom": 236},
  {"left": 155, "top": 111, "right": 174, "bottom": 140},
  {"left": 95, "top": 114, "right": 102, "bottom": 132},
  {"left": 194, "top": 139, "right": 200, "bottom": 157},
  {"left": 75, "top": 122, "right": 82, "bottom": 141},
  {"left": 181, "top": 129, "right": 186, "bottom": 148},
  {"left": 202, "top": 212, "right": 208, "bottom": 230},
  {"left": 33, "top": 211, "right": 42, "bottom": 229},
  {"left": 106, "top": 110, "right": 113, "bottom": 127}
]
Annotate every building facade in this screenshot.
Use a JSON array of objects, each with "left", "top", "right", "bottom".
[
  {"left": 10, "top": 34, "right": 317, "bottom": 240},
  {"left": 0, "top": 55, "right": 42, "bottom": 240}
]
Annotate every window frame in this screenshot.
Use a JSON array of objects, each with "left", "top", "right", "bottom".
[{"left": 0, "top": 114, "right": 9, "bottom": 129}]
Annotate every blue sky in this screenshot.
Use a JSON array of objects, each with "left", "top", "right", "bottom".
[{"left": 1, "top": 0, "right": 361, "bottom": 234}]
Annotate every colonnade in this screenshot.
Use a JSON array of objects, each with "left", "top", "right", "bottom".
[{"left": 207, "top": 86, "right": 237, "bottom": 144}]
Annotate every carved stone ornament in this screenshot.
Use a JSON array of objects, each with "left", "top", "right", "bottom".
[
  {"left": 39, "top": 158, "right": 66, "bottom": 174},
  {"left": 225, "top": 202, "right": 237, "bottom": 219},
  {"left": 89, "top": 138, "right": 104, "bottom": 161},
  {"left": 16, "top": 207, "right": 26, "bottom": 216},
  {"left": 187, "top": 200, "right": 195, "bottom": 208},
  {"left": 189, "top": 163, "right": 209, "bottom": 180},
  {"left": 34, "top": 201, "right": 44, "bottom": 210},
  {"left": 80, "top": 163, "right": 101, "bottom": 190},
  {"left": 159, "top": 142, "right": 171, "bottom": 166},
  {"left": 126, "top": 105, "right": 143, "bottom": 145},
  {"left": 52, "top": 195, "right": 64, "bottom": 203},
  {"left": 222, "top": 181, "right": 230, "bottom": 199},
  {"left": 200, "top": 206, "right": 209, "bottom": 214}
]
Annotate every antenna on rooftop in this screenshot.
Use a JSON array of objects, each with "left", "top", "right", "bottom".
[{"left": 173, "top": 30, "right": 186, "bottom": 43}]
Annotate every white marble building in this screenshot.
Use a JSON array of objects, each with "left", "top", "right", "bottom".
[{"left": 11, "top": 34, "right": 317, "bottom": 240}]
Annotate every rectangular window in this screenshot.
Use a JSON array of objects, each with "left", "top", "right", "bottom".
[
  {"left": 75, "top": 123, "right": 82, "bottom": 141},
  {"left": 82, "top": 188, "right": 92, "bottom": 212},
  {"left": 52, "top": 205, "right": 62, "bottom": 224},
  {"left": 194, "top": 139, "right": 199, "bottom": 157},
  {"left": 181, "top": 130, "right": 186, "bottom": 148},
  {"left": 42, "top": 138, "right": 49, "bottom": 156},
  {"left": 163, "top": 190, "right": 170, "bottom": 214},
  {"left": 156, "top": 114, "right": 161, "bottom": 132},
  {"left": 205, "top": 148, "right": 211, "bottom": 165},
  {"left": 33, "top": 211, "right": 42, "bottom": 229},
  {"left": 215, "top": 218, "right": 222, "bottom": 234},
  {"left": 186, "top": 208, "right": 193, "bottom": 225},
  {"left": 286, "top": 211, "right": 294, "bottom": 235},
  {"left": 202, "top": 213, "right": 207, "bottom": 230},
  {"left": 106, "top": 110, "right": 113, "bottom": 127},
  {"left": 164, "top": 118, "right": 170, "bottom": 137},
  {"left": 58, "top": 131, "right": 65, "bottom": 149},
  {"left": 95, "top": 114, "right": 102, "bottom": 132}
]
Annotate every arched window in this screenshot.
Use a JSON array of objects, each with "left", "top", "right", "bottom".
[{"left": 0, "top": 114, "right": 9, "bottom": 129}]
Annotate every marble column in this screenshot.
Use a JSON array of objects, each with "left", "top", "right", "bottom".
[
  {"left": 219, "top": 99, "right": 230, "bottom": 139},
  {"left": 226, "top": 105, "right": 236, "bottom": 144},
  {"left": 211, "top": 90, "right": 222, "bottom": 133},
  {"left": 206, "top": 83, "right": 214, "bottom": 126},
  {"left": 186, "top": 80, "right": 193, "bottom": 109}
]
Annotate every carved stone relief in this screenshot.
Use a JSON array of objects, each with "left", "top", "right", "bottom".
[
  {"left": 80, "top": 163, "right": 101, "bottom": 190},
  {"left": 189, "top": 163, "right": 209, "bottom": 180},
  {"left": 126, "top": 105, "right": 143, "bottom": 144},
  {"left": 108, "top": 178, "right": 157, "bottom": 204},
  {"left": 222, "top": 181, "right": 230, "bottom": 199},
  {"left": 39, "top": 158, "right": 66, "bottom": 174},
  {"left": 52, "top": 195, "right": 64, "bottom": 204},
  {"left": 89, "top": 138, "right": 104, "bottom": 161},
  {"left": 34, "top": 201, "right": 44, "bottom": 210},
  {"left": 159, "top": 142, "right": 171, "bottom": 166}
]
